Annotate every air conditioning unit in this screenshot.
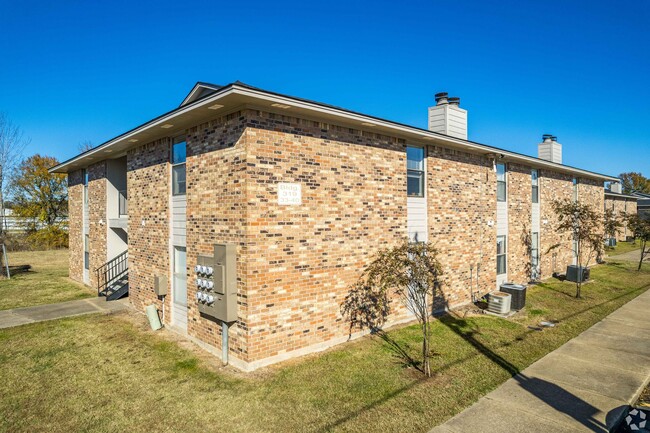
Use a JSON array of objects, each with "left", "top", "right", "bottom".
[
  {"left": 605, "top": 238, "right": 617, "bottom": 247},
  {"left": 500, "top": 283, "right": 527, "bottom": 310},
  {"left": 566, "top": 265, "right": 590, "bottom": 283},
  {"left": 488, "top": 292, "right": 511, "bottom": 315}
]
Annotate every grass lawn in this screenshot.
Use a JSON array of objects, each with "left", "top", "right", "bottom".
[
  {"left": 1, "top": 260, "right": 649, "bottom": 433},
  {"left": 607, "top": 239, "right": 641, "bottom": 256},
  {"left": 0, "top": 249, "right": 94, "bottom": 310}
]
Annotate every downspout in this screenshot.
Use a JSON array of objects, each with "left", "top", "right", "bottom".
[{"left": 222, "top": 322, "right": 229, "bottom": 365}]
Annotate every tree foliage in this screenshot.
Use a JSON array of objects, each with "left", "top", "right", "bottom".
[
  {"left": 341, "top": 241, "right": 443, "bottom": 377},
  {"left": 625, "top": 214, "right": 650, "bottom": 271},
  {"left": 0, "top": 113, "right": 28, "bottom": 234},
  {"left": 619, "top": 172, "right": 650, "bottom": 195},
  {"left": 547, "top": 199, "right": 604, "bottom": 298},
  {"left": 10, "top": 155, "right": 68, "bottom": 228}
]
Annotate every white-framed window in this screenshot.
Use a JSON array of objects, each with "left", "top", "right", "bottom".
[
  {"left": 497, "top": 235, "right": 507, "bottom": 275},
  {"left": 173, "top": 246, "right": 187, "bottom": 307},
  {"left": 531, "top": 232, "right": 539, "bottom": 270},
  {"left": 531, "top": 169, "right": 539, "bottom": 203},
  {"left": 407, "top": 146, "right": 425, "bottom": 197},
  {"left": 171, "top": 136, "right": 187, "bottom": 196},
  {"left": 573, "top": 177, "right": 578, "bottom": 202},
  {"left": 497, "top": 163, "right": 506, "bottom": 202},
  {"left": 84, "top": 234, "right": 90, "bottom": 270},
  {"left": 82, "top": 169, "right": 89, "bottom": 205}
]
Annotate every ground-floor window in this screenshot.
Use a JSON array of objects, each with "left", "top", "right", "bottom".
[
  {"left": 531, "top": 232, "right": 539, "bottom": 274},
  {"left": 497, "top": 235, "right": 507, "bottom": 275},
  {"left": 84, "top": 235, "right": 89, "bottom": 270},
  {"left": 173, "top": 246, "right": 187, "bottom": 307}
]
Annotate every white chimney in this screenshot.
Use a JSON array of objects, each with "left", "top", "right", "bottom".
[
  {"left": 610, "top": 182, "right": 622, "bottom": 194},
  {"left": 428, "top": 92, "right": 468, "bottom": 140},
  {"left": 538, "top": 134, "right": 562, "bottom": 164}
]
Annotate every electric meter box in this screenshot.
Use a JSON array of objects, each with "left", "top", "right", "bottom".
[
  {"left": 195, "top": 243, "right": 237, "bottom": 323},
  {"left": 153, "top": 275, "right": 168, "bottom": 296}
]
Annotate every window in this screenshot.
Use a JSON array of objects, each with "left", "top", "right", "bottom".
[
  {"left": 573, "top": 177, "right": 578, "bottom": 202},
  {"left": 173, "top": 246, "right": 187, "bottom": 307},
  {"left": 531, "top": 232, "right": 539, "bottom": 270},
  {"left": 531, "top": 169, "right": 539, "bottom": 203},
  {"left": 82, "top": 169, "right": 89, "bottom": 205},
  {"left": 171, "top": 136, "right": 187, "bottom": 195},
  {"left": 497, "top": 236, "right": 507, "bottom": 275},
  {"left": 497, "top": 163, "right": 506, "bottom": 202},
  {"left": 84, "top": 235, "right": 89, "bottom": 270},
  {"left": 407, "top": 146, "right": 425, "bottom": 197}
]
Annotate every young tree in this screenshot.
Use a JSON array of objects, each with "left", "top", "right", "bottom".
[
  {"left": 78, "top": 140, "right": 93, "bottom": 153},
  {"left": 10, "top": 155, "right": 68, "bottom": 228},
  {"left": 548, "top": 199, "right": 604, "bottom": 298},
  {"left": 341, "top": 241, "right": 443, "bottom": 377},
  {"left": 625, "top": 214, "right": 650, "bottom": 271},
  {"left": 619, "top": 172, "right": 650, "bottom": 194},
  {"left": 0, "top": 113, "right": 28, "bottom": 234}
]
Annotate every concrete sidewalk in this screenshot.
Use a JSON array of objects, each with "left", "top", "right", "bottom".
[
  {"left": 430, "top": 290, "right": 650, "bottom": 433},
  {"left": 0, "top": 297, "right": 128, "bottom": 329}
]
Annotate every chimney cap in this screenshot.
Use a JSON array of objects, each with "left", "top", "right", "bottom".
[
  {"left": 448, "top": 97, "right": 460, "bottom": 105},
  {"left": 435, "top": 92, "right": 449, "bottom": 105}
]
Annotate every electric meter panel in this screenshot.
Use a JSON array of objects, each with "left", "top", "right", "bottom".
[{"left": 194, "top": 243, "right": 237, "bottom": 323}]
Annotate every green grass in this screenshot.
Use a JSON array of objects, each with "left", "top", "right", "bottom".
[
  {"left": 0, "top": 250, "right": 93, "bottom": 310},
  {"left": 607, "top": 239, "right": 641, "bottom": 256},
  {"left": 0, "top": 261, "right": 649, "bottom": 433}
]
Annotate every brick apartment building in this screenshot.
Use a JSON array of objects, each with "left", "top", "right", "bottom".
[
  {"left": 604, "top": 183, "right": 638, "bottom": 241},
  {"left": 51, "top": 82, "right": 618, "bottom": 370}
]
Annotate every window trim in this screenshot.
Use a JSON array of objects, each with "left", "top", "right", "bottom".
[
  {"left": 407, "top": 146, "right": 425, "bottom": 198},
  {"left": 531, "top": 169, "right": 539, "bottom": 204},
  {"left": 171, "top": 136, "right": 187, "bottom": 196},
  {"left": 496, "top": 163, "right": 507, "bottom": 202},
  {"left": 497, "top": 235, "right": 507, "bottom": 275}
]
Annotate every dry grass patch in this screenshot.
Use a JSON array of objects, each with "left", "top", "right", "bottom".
[
  {"left": 0, "top": 249, "right": 94, "bottom": 310},
  {"left": 0, "top": 260, "right": 648, "bottom": 433}
]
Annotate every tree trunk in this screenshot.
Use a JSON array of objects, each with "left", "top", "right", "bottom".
[
  {"left": 422, "top": 319, "right": 431, "bottom": 377},
  {"left": 639, "top": 240, "right": 647, "bottom": 271}
]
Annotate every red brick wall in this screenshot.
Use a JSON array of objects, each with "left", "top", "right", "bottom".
[
  {"left": 126, "top": 139, "right": 170, "bottom": 313},
  {"left": 427, "top": 146, "right": 496, "bottom": 305},
  {"left": 539, "top": 170, "right": 575, "bottom": 277},
  {"left": 508, "top": 163, "right": 534, "bottom": 284},
  {"left": 87, "top": 161, "right": 107, "bottom": 288},
  {"left": 185, "top": 112, "right": 249, "bottom": 361},
  {"left": 243, "top": 111, "right": 410, "bottom": 363},
  {"left": 605, "top": 196, "right": 637, "bottom": 240},
  {"left": 67, "top": 169, "right": 84, "bottom": 283}
]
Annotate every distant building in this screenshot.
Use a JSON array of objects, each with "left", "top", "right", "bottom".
[
  {"left": 631, "top": 191, "right": 650, "bottom": 220},
  {"left": 604, "top": 184, "right": 638, "bottom": 240}
]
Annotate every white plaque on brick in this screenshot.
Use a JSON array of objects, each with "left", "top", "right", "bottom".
[{"left": 277, "top": 182, "right": 301, "bottom": 205}]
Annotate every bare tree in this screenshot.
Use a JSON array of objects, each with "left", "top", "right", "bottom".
[
  {"left": 342, "top": 241, "right": 443, "bottom": 377},
  {"left": 0, "top": 113, "right": 28, "bottom": 235},
  {"left": 78, "top": 140, "right": 93, "bottom": 153},
  {"left": 547, "top": 199, "right": 604, "bottom": 298}
]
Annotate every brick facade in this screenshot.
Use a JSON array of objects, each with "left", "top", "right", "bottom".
[
  {"left": 605, "top": 195, "right": 637, "bottom": 240},
  {"left": 87, "top": 162, "right": 107, "bottom": 288},
  {"left": 67, "top": 108, "right": 607, "bottom": 369},
  {"left": 67, "top": 170, "right": 84, "bottom": 283}
]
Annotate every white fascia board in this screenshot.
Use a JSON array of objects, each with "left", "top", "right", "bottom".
[{"left": 51, "top": 83, "right": 619, "bottom": 182}]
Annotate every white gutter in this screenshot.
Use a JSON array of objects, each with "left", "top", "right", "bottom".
[{"left": 50, "top": 84, "right": 619, "bottom": 182}]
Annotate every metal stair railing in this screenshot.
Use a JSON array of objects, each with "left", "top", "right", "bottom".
[{"left": 96, "top": 250, "right": 128, "bottom": 297}]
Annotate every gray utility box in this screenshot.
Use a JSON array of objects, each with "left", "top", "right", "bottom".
[
  {"left": 500, "top": 283, "right": 526, "bottom": 310},
  {"left": 195, "top": 243, "right": 237, "bottom": 323},
  {"left": 566, "top": 265, "right": 590, "bottom": 283},
  {"left": 153, "top": 275, "right": 168, "bottom": 296}
]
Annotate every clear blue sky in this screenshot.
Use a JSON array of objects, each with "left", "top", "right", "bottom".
[{"left": 1, "top": 0, "right": 648, "bottom": 177}]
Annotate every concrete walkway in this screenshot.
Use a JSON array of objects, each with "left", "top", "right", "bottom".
[
  {"left": 0, "top": 297, "right": 128, "bottom": 329},
  {"left": 609, "top": 248, "right": 648, "bottom": 263},
  {"left": 431, "top": 289, "right": 650, "bottom": 433}
]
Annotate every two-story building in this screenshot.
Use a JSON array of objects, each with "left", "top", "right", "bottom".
[{"left": 51, "top": 82, "right": 617, "bottom": 371}]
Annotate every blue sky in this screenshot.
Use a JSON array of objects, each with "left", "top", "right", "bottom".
[{"left": 1, "top": 0, "right": 648, "bottom": 177}]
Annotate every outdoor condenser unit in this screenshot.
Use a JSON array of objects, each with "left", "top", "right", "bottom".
[
  {"left": 500, "top": 283, "right": 527, "bottom": 310},
  {"left": 566, "top": 265, "right": 590, "bottom": 283},
  {"left": 488, "top": 292, "right": 511, "bottom": 315}
]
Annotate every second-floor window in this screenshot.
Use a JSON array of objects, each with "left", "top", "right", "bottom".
[
  {"left": 573, "top": 177, "right": 578, "bottom": 202},
  {"left": 407, "top": 146, "right": 425, "bottom": 197},
  {"left": 82, "top": 169, "right": 89, "bottom": 205},
  {"left": 172, "top": 136, "right": 186, "bottom": 196},
  {"left": 531, "top": 169, "right": 539, "bottom": 203},
  {"left": 497, "top": 163, "right": 506, "bottom": 202}
]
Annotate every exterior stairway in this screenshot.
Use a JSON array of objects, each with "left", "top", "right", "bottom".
[{"left": 96, "top": 250, "right": 129, "bottom": 301}]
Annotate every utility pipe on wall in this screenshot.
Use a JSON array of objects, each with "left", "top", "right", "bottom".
[{"left": 222, "top": 321, "right": 229, "bottom": 365}]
